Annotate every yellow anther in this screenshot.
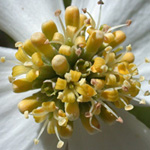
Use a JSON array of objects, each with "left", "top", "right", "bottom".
[
  {"left": 0, "top": 57, "right": 5, "bottom": 63},
  {"left": 57, "top": 140, "right": 64, "bottom": 149},
  {"left": 55, "top": 78, "right": 67, "bottom": 90},
  {"left": 144, "top": 90, "right": 150, "bottom": 96},
  {"left": 70, "top": 70, "right": 81, "bottom": 82},
  {"left": 65, "top": 6, "right": 80, "bottom": 29},
  {"left": 52, "top": 32, "right": 64, "bottom": 43},
  {"left": 109, "top": 30, "right": 126, "bottom": 48},
  {"left": 75, "top": 36, "right": 86, "bottom": 48},
  {"left": 34, "top": 139, "right": 39, "bottom": 145},
  {"left": 139, "top": 99, "right": 146, "bottom": 104},
  {"left": 23, "top": 39, "right": 38, "bottom": 56},
  {"left": 65, "top": 101, "right": 79, "bottom": 121},
  {"left": 52, "top": 55, "right": 69, "bottom": 76},
  {"left": 125, "top": 104, "right": 134, "bottom": 111},
  {"left": 121, "top": 52, "right": 135, "bottom": 63},
  {"left": 139, "top": 76, "right": 145, "bottom": 82},
  {"left": 32, "top": 52, "right": 43, "bottom": 67},
  {"left": 59, "top": 45, "right": 71, "bottom": 56},
  {"left": 126, "top": 44, "right": 132, "bottom": 51},
  {"left": 31, "top": 32, "right": 55, "bottom": 60},
  {"left": 145, "top": 58, "right": 150, "bottom": 63},
  {"left": 18, "top": 96, "right": 42, "bottom": 113},
  {"left": 101, "top": 89, "right": 119, "bottom": 102},
  {"left": 13, "top": 78, "right": 32, "bottom": 93},
  {"left": 15, "top": 41, "right": 23, "bottom": 47},
  {"left": 106, "top": 74, "right": 117, "bottom": 85},
  {"left": 91, "top": 57, "right": 105, "bottom": 73},
  {"left": 104, "top": 33, "right": 115, "bottom": 43},
  {"left": 42, "top": 20, "right": 58, "bottom": 41},
  {"left": 85, "top": 30, "right": 104, "bottom": 57}
]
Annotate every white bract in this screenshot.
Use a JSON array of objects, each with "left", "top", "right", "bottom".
[{"left": 0, "top": 0, "right": 150, "bottom": 150}]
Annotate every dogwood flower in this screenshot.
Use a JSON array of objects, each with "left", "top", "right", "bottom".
[{"left": 0, "top": 0, "right": 150, "bottom": 150}]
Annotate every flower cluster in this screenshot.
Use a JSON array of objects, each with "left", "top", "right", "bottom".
[{"left": 1, "top": 1, "right": 150, "bottom": 149}]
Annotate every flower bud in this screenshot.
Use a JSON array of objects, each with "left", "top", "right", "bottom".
[
  {"left": 23, "top": 39, "right": 38, "bottom": 56},
  {"left": 18, "top": 96, "right": 42, "bottom": 113},
  {"left": 31, "top": 32, "right": 55, "bottom": 60},
  {"left": 42, "top": 20, "right": 58, "bottom": 41},
  {"left": 109, "top": 30, "right": 126, "bottom": 48},
  {"left": 52, "top": 55, "right": 69, "bottom": 76},
  {"left": 84, "top": 30, "right": 104, "bottom": 59},
  {"left": 65, "top": 6, "right": 80, "bottom": 29}
]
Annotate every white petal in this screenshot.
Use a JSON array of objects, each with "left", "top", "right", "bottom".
[
  {"left": 68, "top": 110, "right": 150, "bottom": 150},
  {"left": 0, "top": 0, "right": 65, "bottom": 41}
]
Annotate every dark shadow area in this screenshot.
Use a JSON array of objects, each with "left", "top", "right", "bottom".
[{"left": 0, "top": 30, "right": 15, "bottom": 48}]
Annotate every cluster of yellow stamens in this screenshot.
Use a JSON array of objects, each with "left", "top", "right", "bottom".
[{"left": 1, "top": 1, "right": 150, "bottom": 149}]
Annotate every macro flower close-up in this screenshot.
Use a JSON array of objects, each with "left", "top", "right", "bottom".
[{"left": 0, "top": 0, "right": 150, "bottom": 150}]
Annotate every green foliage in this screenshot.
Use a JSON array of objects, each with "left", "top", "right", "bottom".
[
  {"left": 130, "top": 106, "right": 150, "bottom": 128},
  {"left": 63, "top": 0, "right": 72, "bottom": 8}
]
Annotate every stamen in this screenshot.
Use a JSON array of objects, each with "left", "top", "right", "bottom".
[
  {"left": 98, "top": 100, "right": 122, "bottom": 121},
  {"left": 120, "top": 98, "right": 134, "bottom": 111},
  {"left": 54, "top": 125, "right": 64, "bottom": 149},
  {"left": 120, "top": 93, "right": 146, "bottom": 105},
  {"left": 139, "top": 76, "right": 145, "bottom": 82},
  {"left": 96, "top": 0, "right": 104, "bottom": 29},
  {"left": 116, "top": 117, "right": 123, "bottom": 123},
  {"left": 0, "top": 57, "right": 5, "bottom": 63},
  {"left": 139, "top": 99, "right": 146, "bottom": 104},
  {"left": 126, "top": 44, "right": 132, "bottom": 51},
  {"left": 144, "top": 90, "right": 150, "bottom": 96},
  {"left": 24, "top": 110, "right": 29, "bottom": 119},
  {"left": 34, "top": 119, "right": 49, "bottom": 145},
  {"left": 89, "top": 100, "right": 101, "bottom": 132},
  {"left": 82, "top": 8, "right": 96, "bottom": 28},
  {"left": 107, "top": 20, "right": 132, "bottom": 32},
  {"left": 145, "top": 58, "right": 150, "bottom": 63},
  {"left": 15, "top": 41, "right": 23, "bottom": 47},
  {"left": 55, "top": 9, "right": 66, "bottom": 39}
]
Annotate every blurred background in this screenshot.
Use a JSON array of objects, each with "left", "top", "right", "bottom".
[{"left": 0, "top": 0, "right": 71, "bottom": 49}]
